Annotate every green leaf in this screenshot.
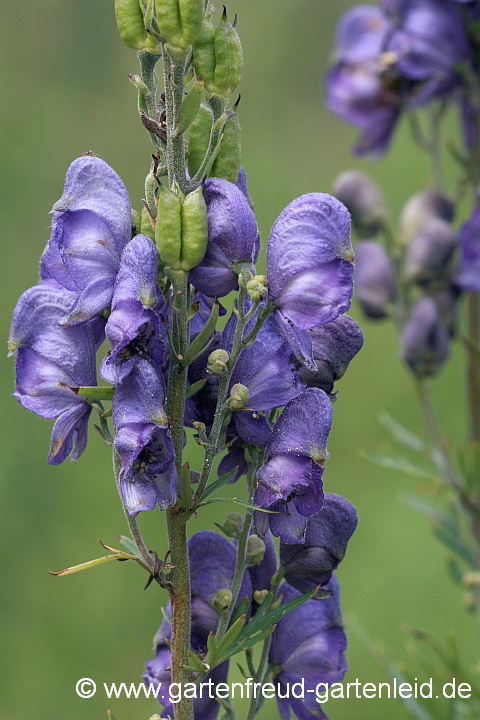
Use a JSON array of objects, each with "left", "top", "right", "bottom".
[
  {"left": 71, "top": 385, "right": 115, "bottom": 401},
  {"left": 186, "top": 378, "right": 208, "bottom": 399},
  {"left": 378, "top": 412, "right": 425, "bottom": 453},
  {"left": 399, "top": 493, "right": 456, "bottom": 530},
  {"left": 118, "top": 535, "right": 147, "bottom": 562},
  {"left": 200, "top": 466, "right": 239, "bottom": 501},
  {"left": 217, "top": 614, "right": 247, "bottom": 657},
  {"left": 48, "top": 552, "right": 135, "bottom": 577},
  {"left": 360, "top": 451, "right": 440, "bottom": 481},
  {"left": 446, "top": 556, "right": 465, "bottom": 585},
  {"left": 230, "top": 595, "right": 249, "bottom": 625},
  {"left": 187, "top": 650, "right": 210, "bottom": 673}
]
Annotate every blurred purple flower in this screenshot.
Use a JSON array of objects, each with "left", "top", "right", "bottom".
[
  {"left": 354, "top": 240, "right": 396, "bottom": 319},
  {"left": 455, "top": 207, "right": 480, "bottom": 292},
  {"left": 401, "top": 296, "right": 450, "bottom": 376}
]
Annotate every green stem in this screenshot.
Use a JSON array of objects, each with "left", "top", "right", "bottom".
[
  {"left": 137, "top": 50, "right": 163, "bottom": 152},
  {"left": 467, "top": 292, "right": 480, "bottom": 442},
  {"left": 215, "top": 454, "right": 261, "bottom": 643},
  {"left": 430, "top": 101, "right": 446, "bottom": 193},
  {"left": 163, "top": 44, "right": 189, "bottom": 193}
]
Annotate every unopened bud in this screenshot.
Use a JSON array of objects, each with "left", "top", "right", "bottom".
[
  {"left": 207, "top": 348, "right": 229, "bottom": 374},
  {"left": 218, "top": 512, "right": 244, "bottom": 538},
  {"left": 354, "top": 241, "right": 396, "bottom": 319},
  {"left": 212, "top": 588, "right": 233, "bottom": 612},
  {"left": 246, "top": 275, "right": 267, "bottom": 303},
  {"left": 404, "top": 217, "right": 457, "bottom": 286},
  {"left": 401, "top": 297, "right": 449, "bottom": 378},
  {"left": 333, "top": 170, "right": 386, "bottom": 237},
  {"left": 228, "top": 383, "right": 249, "bottom": 410},
  {"left": 247, "top": 535, "right": 265, "bottom": 567},
  {"left": 253, "top": 589, "right": 269, "bottom": 605},
  {"left": 399, "top": 190, "right": 455, "bottom": 244}
]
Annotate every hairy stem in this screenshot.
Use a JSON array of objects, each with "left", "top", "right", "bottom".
[
  {"left": 138, "top": 50, "right": 164, "bottom": 152},
  {"left": 163, "top": 45, "right": 189, "bottom": 193}
]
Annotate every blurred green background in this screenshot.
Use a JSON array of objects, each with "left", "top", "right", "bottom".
[{"left": 0, "top": 1, "right": 474, "bottom": 719}]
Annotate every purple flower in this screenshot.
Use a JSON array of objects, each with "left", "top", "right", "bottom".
[
  {"left": 280, "top": 494, "right": 358, "bottom": 594},
  {"left": 100, "top": 234, "right": 166, "bottom": 384},
  {"left": 189, "top": 178, "right": 259, "bottom": 297},
  {"left": 224, "top": 313, "right": 305, "bottom": 447},
  {"left": 188, "top": 531, "right": 252, "bottom": 645},
  {"left": 217, "top": 441, "right": 248, "bottom": 484},
  {"left": 295, "top": 315, "right": 364, "bottom": 395},
  {"left": 334, "top": 5, "right": 392, "bottom": 63},
  {"left": 399, "top": 189, "right": 455, "bottom": 240},
  {"left": 40, "top": 156, "right": 132, "bottom": 324},
  {"left": 354, "top": 240, "right": 396, "bottom": 319},
  {"left": 145, "top": 618, "right": 229, "bottom": 720},
  {"left": 455, "top": 207, "right": 480, "bottom": 292},
  {"left": 333, "top": 170, "right": 387, "bottom": 237},
  {"left": 270, "top": 578, "right": 347, "bottom": 720},
  {"left": 254, "top": 389, "right": 333, "bottom": 544},
  {"left": 404, "top": 217, "right": 457, "bottom": 286},
  {"left": 9, "top": 283, "right": 97, "bottom": 464},
  {"left": 112, "top": 359, "right": 177, "bottom": 515},
  {"left": 401, "top": 296, "right": 450, "bottom": 376},
  {"left": 387, "top": 0, "right": 470, "bottom": 87},
  {"left": 268, "top": 193, "right": 354, "bottom": 368}
]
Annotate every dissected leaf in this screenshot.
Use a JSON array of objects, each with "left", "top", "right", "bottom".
[
  {"left": 200, "top": 467, "right": 239, "bottom": 501},
  {"left": 378, "top": 412, "right": 425, "bottom": 453},
  {"left": 360, "top": 451, "right": 440, "bottom": 481}
]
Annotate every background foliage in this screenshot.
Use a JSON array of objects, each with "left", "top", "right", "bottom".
[{"left": 0, "top": 1, "right": 473, "bottom": 718}]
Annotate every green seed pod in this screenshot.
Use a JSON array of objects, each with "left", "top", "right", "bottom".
[
  {"left": 180, "top": 186, "right": 208, "bottom": 271},
  {"left": 156, "top": 185, "right": 183, "bottom": 268},
  {"left": 140, "top": 205, "right": 155, "bottom": 242},
  {"left": 115, "top": 0, "right": 162, "bottom": 52},
  {"left": 155, "top": 0, "right": 205, "bottom": 51},
  {"left": 175, "top": 77, "right": 205, "bottom": 138},
  {"left": 187, "top": 103, "right": 213, "bottom": 179},
  {"left": 211, "top": 113, "right": 242, "bottom": 182},
  {"left": 212, "top": 8, "right": 243, "bottom": 97},
  {"left": 192, "top": 18, "right": 216, "bottom": 89}
]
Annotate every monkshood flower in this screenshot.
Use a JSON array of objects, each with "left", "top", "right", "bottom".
[
  {"left": 145, "top": 618, "right": 229, "bottom": 720},
  {"left": 401, "top": 296, "right": 450, "bottom": 376},
  {"left": 254, "top": 388, "right": 333, "bottom": 544},
  {"left": 333, "top": 170, "right": 387, "bottom": 237},
  {"left": 112, "top": 359, "right": 177, "bottom": 515},
  {"left": 223, "top": 312, "right": 305, "bottom": 446},
  {"left": 326, "top": 4, "right": 402, "bottom": 155},
  {"left": 40, "top": 155, "right": 132, "bottom": 324},
  {"left": 295, "top": 315, "right": 364, "bottom": 396},
  {"left": 188, "top": 531, "right": 252, "bottom": 646},
  {"left": 100, "top": 234, "right": 166, "bottom": 384},
  {"left": 404, "top": 217, "right": 457, "bottom": 286},
  {"left": 189, "top": 178, "right": 259, "bottom": 297},
  {"left": 354, "top": 240, "right": 396, "bottom": 319},
  {"left": 9, "top": 283, "right": 96, "bottom": 464},
  {"left": 280, "top": 494, "right": 358, "bottom": 594},
  {"left": 386, "top": 0, "right": 470, "bottom": 92},
  {"left": 217, "top": 440, "right": 248, "bottom": 484},
  {"left": 267, "top": 194, "right": 354, "bottom": 368},
  {"left": 269, "top": 577, "right": 347, "bottom": 720},
  {"left": 455, "top": 207, "right": 480, "bottom": 292}
]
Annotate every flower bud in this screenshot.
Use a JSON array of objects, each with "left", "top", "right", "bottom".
[
  {"left": 211, "top": 113, "right": 242, "bottom": 183},
  {"left": 212, "top": 588, "right": 233, "bottom": 612},
  {"left": 253, "top": 589, "right": 269, "bottom": 605},
  {"left": 155, "top": 185, "right": 208, "bottom": 271},
  {"left": 247, "top": 535, "right": 265, "bottom": 567},
  {"left": 187, "top": 103, "right": 213, "bottom": 179},
  {"left": 401, "top": 296, "right": 449, "bottom": 377},
  {"left": 219, "top": 511, "right": 244, "bottom": 538},
  {"left": 399, "top": 190, "right": 455, "bottom": 245},
  {"left": 155, "top": 0, "right": 205, "bottom": 51},
  {"left": 404, "top": 217, "right": 457, "bottom": 287},
  {"left": 193, "top": 8, "right": 243, "bottom": 97},
  {"left": 228, "top": 383, "right": 249, "bottom": 410},
  {"left": 207, "top": 348, "right": 229, "bottom": 374},
  {"left": 354, "top": 240, "right": 396, "bottom": 319},
  {"left": 333, "top": 170, "right": 386, "bottom": 237},
  {"left": 246, "top": 275, "right": 267, "bottom": 303},
  {"left": 115, "top": 0, "right": 162, "bottom": 52}
]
